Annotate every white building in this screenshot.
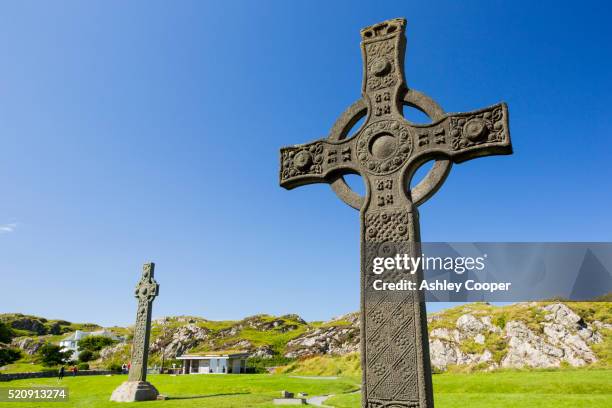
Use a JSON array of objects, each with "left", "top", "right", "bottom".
[
  {"left": 177, "top": 351, "right": 249, "bottom": 374},
  {"left": 59, "top": 329, "right": 121, "bottom": 360}
]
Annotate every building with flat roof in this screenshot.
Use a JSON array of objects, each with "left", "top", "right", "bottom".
[{"left": 177, "top": 351, "right": 249, "bottom": 374}]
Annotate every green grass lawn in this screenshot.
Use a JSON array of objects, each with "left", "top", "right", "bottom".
[
  {"left": 327, "top": 369, "right": 612, "bottom": 408},
  {"left": 0, "top": 369, "right": 610, "bottom": 407},
  {"left": 0, "top": 374, "right": 357, "bottom": 408}
]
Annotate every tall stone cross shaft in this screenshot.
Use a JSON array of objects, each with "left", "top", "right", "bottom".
[
  {"left": 128, "top": 262, "right": 159, "bottom": 383},
  {"left": 279, "top": 19, "right": 512, "bottom": 408}
]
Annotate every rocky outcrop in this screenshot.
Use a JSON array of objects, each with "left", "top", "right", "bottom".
[
  {"left": 10, "top": 337, "right": 47, "bottom": 355},
  {"left": 9, "top": 318, "right": 47, "bottom": 335},
  {"left": 504, "top": 303, "right": 601, "bottom": 368},
  {"left": 241, "top": 315, "right": 302, "bottom": 332},
  {"left": 251, "top": 345, "right": 275, "bottom": 359},
  {"left": 150, "top": 324, "right": 210, "bottom": 358},
  {"left": 428, "top": 313, "right": 501, "bottom": 370},
  {"left": 284, "top": 326, "right": 359, "bottom": 358},
  {"left": 427, "top": 303, "right": 605, "bottom": 371},
  {"left": 99, "top": 342, "right": 129, "bottom": 360}
]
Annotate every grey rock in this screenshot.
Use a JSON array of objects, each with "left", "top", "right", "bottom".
[
  {"left": 456, "top": 314, "right": 487, "bottom": 334},
  {"left": 252, "top": 345, "right": 275, "bottom": 359},
  {"left": 151, "top": 324, "right": 210, "bottom": 357},
  {"left": 10, "top": 337, "right": 46, "bottom": 355},
  {"left": 284, "top": 327, "right": 359, "bottom": 358},
  {"left": 502, "top": 321, "right": 564, "bottom": 368},
  {"left": 543, "top": 303, "right": 582, "bottom": 327}
]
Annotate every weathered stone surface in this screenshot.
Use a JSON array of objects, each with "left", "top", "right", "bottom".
[
  {"left": 10, "top": 337, "right": 46, "bottom": 355},
  {"left": 252, "top": 345, "right": 276, "bottom": 359},
  {"left": 150, "top": 324, "right": 209, "bottom": 358},
  {"left": 543, "top": 303, "right": 582, "bottom": 326},
  {"left": 109, "top": 381, "right": 159, "bottom": 402},
  {"left": 456, "top": 314, "right": 487, "bottom": 335},
  {"left": 426, "top": 303, "right": 606, "bottom": 371},
  {"left": 9, "top": 318, "right": 47, "bottom": 335},
  {"left": 280, "top": 17, "right": 512, "bottom": 407},
  {"left": 284, "top": 326, "right": 359, "bottom": 358},
  {"left": 502, "top": 321, "right": 565, "bottom": 368},
  {"left": 110, "top": 263, "right": 159, "bottom": 402},
  {"left": 99, "top": 341, "right": 129, "bottom": 360}
]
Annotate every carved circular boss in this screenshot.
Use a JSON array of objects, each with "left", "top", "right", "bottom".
[{"left": 357, "top": 119, "right": 412, "bottom": 175}]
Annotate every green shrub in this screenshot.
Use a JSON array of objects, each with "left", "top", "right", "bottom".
[
  {"left": 247, "top": 356, "right": 295, "bottom": 373},
  {"left": 107, "top": 362, "right": 123, "bottom": 372},
  {"left": 459, "top": 339, "right": 485, "bottom": 355},
  {"left": 78, "top": 350, "right": 93, "bottom": 362},
  {"left": 37, "top": 343, "right": 72, "bottom": 367},
  {"left": 77, "top": 363, "right": 89, "bottom": 370},
  {"left": 0, "top": 322, "right": 14, "bottom": 343},
  {"left": 0, "top": 347, "right": 21, "bottom": 366},
  {"left": 78, "top": 336, "right": 116, "bottom": 353},
  {"left": 494, "top": 315, "right": 507, "bottom": 329}
]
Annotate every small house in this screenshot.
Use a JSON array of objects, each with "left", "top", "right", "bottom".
[
  {"left": 177, "top": 351, "right": 249, "bottom": 374},
  {"left": 59, "top": 329, "right": 122, "bottom": 360}
]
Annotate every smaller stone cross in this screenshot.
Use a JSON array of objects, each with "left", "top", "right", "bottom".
[
  {"left": 128, "top": 262, "right": 159, "bottom": 382},
  {"left": 110, "top": 262, "right": 160, "bottom": 402}
]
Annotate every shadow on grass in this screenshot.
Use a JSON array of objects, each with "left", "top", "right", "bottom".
[{"left": 166, "top": 392, "right": 250, "bottom": 400}]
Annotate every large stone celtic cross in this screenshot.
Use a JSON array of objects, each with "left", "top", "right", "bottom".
[{"left": 279, "top": 18, "right": 512, "bottom": 408}]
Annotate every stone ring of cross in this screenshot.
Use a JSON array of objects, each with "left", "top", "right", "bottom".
[{"left": 326, "top": 88, "right": 450, "bottom": 209}]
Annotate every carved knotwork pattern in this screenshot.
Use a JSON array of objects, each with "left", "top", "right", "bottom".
[
  {"left": 135, "top": 266, "right": 159, "bottom": 303},
  {"left": 365, "top": 210, "right": 410, "bottom": 242},
  {"left": 367, "top": 399, "right": 420, "bottom": 408},
  {"left": 128, "top": 300, "right": 149, "bottom": 381},
  {"left": 365, "top": 293, "right": 419, "bottom": 402},
  {"left": 280, "top": 143, "right": 324, "bottom": 180},
  {"left": 450, "top": 105, "right": 506, "bottom": 150},
  {"left": 366, "top": 40, "right": 398, "bottom": 91},
  {"left": 357, "top": 121, "right": 412, "bottom": 175}
]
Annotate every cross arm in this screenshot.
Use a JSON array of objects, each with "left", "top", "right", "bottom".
[
  {"left": 279, "top": 137, "right": 358, "bottom": 190},
  {"left": 408, "top": 103, "right": 512, "bottom": 166}
]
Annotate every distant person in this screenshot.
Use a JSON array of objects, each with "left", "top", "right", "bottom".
[
  {"left": 72, "top": 366, "right": 78, "bottom": 377},
  {"left": 121, "top": 363, "right": 127, "bottom": 374},
  {"left": 58, "top": 366, "right": 65, "bottom": 380}
]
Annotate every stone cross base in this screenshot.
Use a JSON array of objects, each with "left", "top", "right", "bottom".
[{"left": 110, "top": 381, "right": 159, "bottom": 402}]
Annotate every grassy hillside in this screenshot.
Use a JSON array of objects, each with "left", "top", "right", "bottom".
[
  {"left": 0, "top": 313, "right": 102, "bottom": 338},
  {"left": 2, "top": 301, "right": 610, "bottom": 375},
  {"left": 276, "top": 353, "right": 361, "bottom": 378}
]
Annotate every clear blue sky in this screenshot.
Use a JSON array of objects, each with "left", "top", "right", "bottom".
[{"left": 1, "top": 1, "right": 611, "bottom": 327}]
